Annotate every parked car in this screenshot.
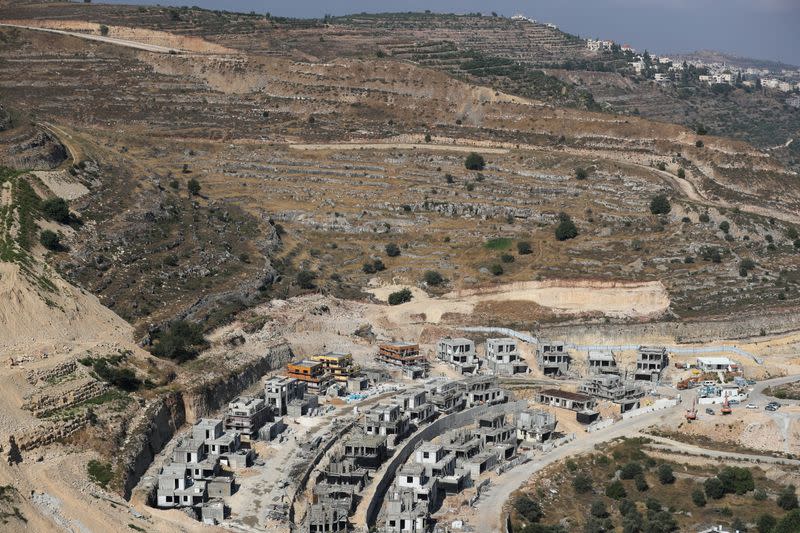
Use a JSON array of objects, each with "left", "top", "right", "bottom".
[
  {"left": 706, "top": 408, "right": 715, "bottom": 415},
  {"left": 746, "top": 403, "right": 758, "bottom": 409}
]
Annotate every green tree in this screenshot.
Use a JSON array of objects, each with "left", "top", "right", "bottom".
[
  {"left": 696, "top": 140, "right": 704, "bottom": 148},
  {"left": 388, "top": 288, "right": 413, "bottom": 305},
  {"left": 717, "top": 466, "right": 754, "bottom": 495},
  {"left": 699, "top": 212, "right": 710, "bottom": 223},
  {"left": 692, "top": 488, "right": 706, "bottom": 507},
  {"left": 774, "top": 509, "right": 800, "bottom": 533},
  {"left": 649, "top": 194, "right": 671, "bottom": 215},
  {"left": 500, "top": 253, "right": 514, "bottom": 263},
  {"left": 465, "top": 152, "right": 486, "bottom": 170},
  {"left": 591, "top": 500, "right": 609, "bottom": 518},
  {"left": 385, "top": 243, "right": 401, "bottom": 257},
  {"left": 555, "top": 214, "right": 578, "bottom": 241},
  {"left": 757, "top": 513, "right": 776, "bottom": 533},
  {"left": 635, "top": 473, "right": 649, "bottom": 492},
  {"left": 719, "top": 220, "right": 730, "bottom": 233},
  {"left": 573, "top": 473, "right": 593, "bottom": 494},
  {"left": 606, "top": 480, "right": 627, "bottom": 500},
  {"left": 489, "top": 263, "right": 504, "bottom": 276},
  {"left": 517, "top": 241, "right": 532, "bottom": 255},
  {"left": 677, "top": 168, "right": 685, "bottom": 179},
  {"left": 423, "top": 270, "right": 444, "bottom": 286},
  {"left": 705, "top": 477, "right": 725, "bottom": 500},
  {"left": 187, "top": 178, "right": 201, "bottom": 196},
  {"left": 657, "top": 464, "right": 675, "bottom": 485},
  {"left": 575, "top": 167, "right": 588, "bottom": 180},
  {"left": 39, "top": 229, "right": 61, "bottom": 251},
  {"left": 514, "top": 494, "right": 543, "bottom": 523},
  {"left": 99, "top": 24, "right": 109, "bottom": 36},
  {"left": 621, "top": 462, "right": 643, "bottom": 480},
  {"left": 41, "top": 197, "right": 70, "bottom": 223},
  {"left": 424, "top": 133, "right": 432, "bottom": 143},
  {"left": 296, "top": 270, "right": 316, "bottom": 289},
  {"left": 150, "top": 320, "right": 207, "bottom": 362},
  {"left": 778, "top": 485, "right": 798, "bottom": 511}
]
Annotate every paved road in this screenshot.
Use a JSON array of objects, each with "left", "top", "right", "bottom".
[
  {"left": 0, "top": 23, "right": 182, "bottom": 53},
  {"left": 470, "top": 404, "right": 683, "bottom": 532}
]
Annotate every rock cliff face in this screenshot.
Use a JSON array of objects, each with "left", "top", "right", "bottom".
[
  {"left": 118, "top": 342, "right": 292, "bottom": 499},
  {"left": 182, "top": 343, "right": 293, "bottom": 423}
]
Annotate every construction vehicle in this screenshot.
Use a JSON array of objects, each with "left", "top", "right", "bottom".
[
  {"left": 721, "top": 393, "right": 732, "bottom": 415},
  {"left": 685, "top": 398, "right": 697, "bottom": 421}
]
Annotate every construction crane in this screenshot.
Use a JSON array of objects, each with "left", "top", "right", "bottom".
[
  {"left": 721, "top": 393, "right": 732, "bottom": 415},
  {"left": 685, "top": 397, "right": 697, "bottom": 421}
]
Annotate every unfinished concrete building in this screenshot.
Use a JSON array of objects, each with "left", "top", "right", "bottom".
[
  {"left": 287, "top": 359, "right": 334, "bottom": 393},
  {"left": 459, "top": 375, "right": 507, "bottom": 408},
  {"left": 536, "top": 340, "right": 570, "bottom": 376},
  {"left": 587, "top": 350, "right": 619, "bottom": 375},
  {"left": 157, "top": 418, "right": 247, "bottom": 514},
  {"left": 312, "top": 352, "right": 358, "bottom": 383},
  {"left": 515, "top": 409, "right": 557, "bottom": 444},
  {"left": 485, "top": 338, "right": 529, "bottom": 375},
  {"left": 307, "top": 502, "right": 348, "bottom": 533},
  {"left": 426, "top": 380, "right": 466, "bottom": 415},
  {"left": 344, "top": 433, "right": 388, "bottom": 470},
  {"left": 364, "top": 403, "right": 411, "bottom": 443},
  {"left": 383, "top": 487, "right": 429, "bottom": 533},
  {"left": 319, "top": 457, "right": 369, "bottom": 491},
  {"left": 635, "top": 346, "right": 668, "bottom": 382},
  {"left": 224, "top": 396, "right": 270, "bottom": 442},
  {"left": 393, "top": 389, "right": 435, "bottom": 426},
  {"left": 538, "top": 389, "right": 596, "bottom": 412},
  {"left": 437, "top": 338, "right": 480, "bottom": 374},
  {"left": 264, "top": 376, "right": 317, "bottom": 417},
  {"left": 378, "top": 342, "right": 428, "bottom": 377},
  {"left": 580, "top": 374, "right": 644, "bottom": 412}
]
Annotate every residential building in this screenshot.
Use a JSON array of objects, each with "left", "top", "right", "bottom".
[
  {"left": 437, "top": 338, "right": 480, "bottom": 374},
  {"left": 312, "top": 352, "right": 358, "bottom": 383},
  {"left": 485, "top": 338, "right": 529, "bottom": 375},
  {"left": 393, "top": 389, "right": 435, "bottom": 426},
  {"left": 224, "top": 396, "right": 270, "bottom": 441},
  {"left": 459, "top": 375, "right": 506, "bottom": 408},
  {"left": 427, "top": 381, "right": 466, "bottom": 415},
  {"left": 286, "top": 359, "right": 333, "bottom": 393},
  {"left": 536, "top": 341, "right": 570, "bottom": 376},
  {"left": 538, "top": 389, "right": 596, "bottom": 412},
  {"left": 364, "top": 403, "right": 411, "bottom": 442},
  {"left": 579, "top": 374, "right": 643, "bottom": 412},
  {"left": 634, "top": 346, "right": 668, "bottom": 382},
  {"left": 378, "top": 341, "right": 427, "bottom": 370},
  {"left": 515, "top": 409, "right": 557, "bottom": 443},
  {"left": 587, "top": 351, "right": 619, "bottom": 375},
  {"left": 696, "top": 357, "right": 738, "bottom": 373},
  {"left": 343, "top": 433, "right": 388, "bottom": 469}
]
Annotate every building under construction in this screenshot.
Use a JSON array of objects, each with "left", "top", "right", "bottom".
[{"left": 378, "top": 342, "right": 428, "bottom": 376}]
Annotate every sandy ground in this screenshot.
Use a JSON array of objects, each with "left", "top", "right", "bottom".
[
  {"left": 367, "top": 279, "right": 670, "bottom": 324},
  {"left": 32, "top": 170, "right": 89, "bottom": 200}
]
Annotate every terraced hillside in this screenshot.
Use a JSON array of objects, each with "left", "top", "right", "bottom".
[{"left": 0, "top": 19, "right": 798, "bottom": 330}]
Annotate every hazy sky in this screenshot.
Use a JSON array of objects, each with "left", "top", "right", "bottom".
[{"left": 112, "top": 0, "right": 800, "bottom": 65}]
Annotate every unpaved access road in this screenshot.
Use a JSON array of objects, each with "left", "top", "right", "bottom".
[{"left": 0, "top": 23, "right": 183, "bottom": 53}]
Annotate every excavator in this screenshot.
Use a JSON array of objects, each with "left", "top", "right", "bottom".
[
  {"left": 721, "top": 393, "right": 732, "bottom": 415},
  {"left": 685, "top": 397, "right": 697, "bottom": 421}
]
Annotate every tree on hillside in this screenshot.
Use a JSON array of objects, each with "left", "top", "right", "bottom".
[
  {"left": 388, "top": 288, "right": 412, "bottom": 305},
  {"left": 423, "top": 270, "right": 444, "bottom": 286},
  {"left": 385, "top": 243, "right": 401, "bottom": 257},
  {"left": 649, "top": 194, "right": 671, "bottom": 215},
  {"left": 151, "top": 320, "right": 207, "bottom": 362},
  {"left": 42, "top": 197, "right": 70, "bottom": 224},
  {"left": 465, "top": 152, "right": 485, "bottom": 171},
  {"left": 187, "top": 178, "right": 201, "bottom": 196},
  {"left": 40, "top": 230, "right": 61, "bottom": 251},
  {"left": 555, "top": 213, "right": 578, "bottom": 241},
  {"left": 296, "top": 270, "right": 316, "bottom": 290}
]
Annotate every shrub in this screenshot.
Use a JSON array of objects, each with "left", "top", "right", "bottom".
[
  {"left": 606, "top": 480, "right": 627, "bottom": 500},
  {"left": 187, "top": 178, "right": 201, "bottom": 196},
  {"left": 465, "top": 182, "right": 475, "bottom": 192},
  {"left": 169, "top": 179, "right": 180, "bottom": 189},
  {"left": 150, "top": 320, "right": 207, "bottom": 362},
  {"left": 696, "top": 140, "right": 704, "bottom": 148},
  {"left": 649, "top": 194, "right": 671, "bottom": 215},
  {"left": 757, "top": 513, "right": 777, "bottom": 533},
  {"left": 87, "top": 460, "right": 113, "bottom": 488},
  {"left": 787, "top": 227, "right": 799, "bottom": 240},
  {"left": 573, "top": 473, "right": 593, "bottom": 494},
  {"left": 657, "top": 464, "right": 675, "bottom": 485},
  {"left": 445, "top": 173, "right": 454, "bottom": 184},
  {"left": 91, "top": 359, "right": 141, "bottom": 391},
  {"left": 754, "top": 488, "right": 768, "bottom": 501},
  {"left": 465, "top": 152, "right": 485, "bottom": 171},
  {"left": 296, "top": 270, "right": 316, "bottom": 289},
  {"left": 424, "top": 133, "right": 432, "bottom": 143},
  {"left": 777, "top": 484, "right": 798, "bottom": 511},
  {"left": 362, "top": 262, "right": 376, "bottom": 274},
  {"left": 590, "top": 500, "right": 608, "bottom": 518},
  {"left": 388, "top": 288, "right": 413, "bottom": 305},
  {"left": 699, "top": 212, "right": 710, "bottom": 223},
  {"left": 500, "top": 253, "right": 514, "bottom": 263},
  {"left": 555, "top": 215, "right": 578, "bottom": 241},
  {"left": 635, "top": 473, "right": 649, "bottom": 492},
  {"left": 575, "top": 167, "right": 588, "bottom": 180},
  {"left": 489, "top": 263, "right": 504, "bottom": 276},
  {"left": 40, "top": 229, "right": 61, "bottom": 251},
  {"left": 517, "top": 241, "right": 532, "bottom": 255},
  {"left": 41, "top": 197, "right": 70, "bottom": 223},
  {"left": 719, "top": 220, "right": 730, "bottom": 233},
  {"left": 705, "top": 477, "right": 725, "bottom": 499},
  {"left": 99, "top": 24, "right": 109, "bottom": 36},
  {"left": 774, "top": 509, "right": 800, "bottom": 533},
  {"left": 620, "top": 462, "right": 643, "bottom": 480},
  {"left": 692, "top": 488, "right": 706, "bottom": 507},
  {"left": 677, "top": 168, "right": 685, "bottom": 179},
  {"left": 618, "top": 499, "right": 636, "bottom": 517},
  {"left": 657, "top": 162, "right": 666, "bottom": 171},
  {"left": 423, "top": 270, "right": 444, "bottom": 286},
  {"left": 514, "top": 494, "right": 543, "bottom": 523},
  {"left": 385, "top": 243, "right": 401, "bottom": 257}
]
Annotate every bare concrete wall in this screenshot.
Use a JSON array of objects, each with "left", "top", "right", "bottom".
[{"left": 364, "top": 400, "right": 528, "bottom": 528}]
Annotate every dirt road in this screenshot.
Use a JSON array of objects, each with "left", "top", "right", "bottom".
[{"left": 0, "top": 23, "right": 183, "bottom": 53}]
